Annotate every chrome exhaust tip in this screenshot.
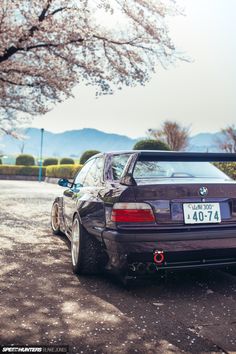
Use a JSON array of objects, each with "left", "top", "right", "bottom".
[
  {"left": 128, "top": 263, "right": 137, "bottom": 272},
  {"left": 136, "top": 262, "right": 146, "bottom": 274}
]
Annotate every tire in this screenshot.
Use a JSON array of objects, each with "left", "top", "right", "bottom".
[
  {"left": 71, "top": 214, "right": 106, "bottom": 275},
  {"left": 51, "top": 200, "right": 64, "bottom": 236}
]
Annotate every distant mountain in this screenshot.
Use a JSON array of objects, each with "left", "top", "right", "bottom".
[
  {"left": 188, "top": 132, "right": 223, "bottom": 152},
  {"left": 0, "top": 128, "right": 224, "bottom": 158},
  {"left": 0, "top": 128, "right": 138, "bottom": 157}
]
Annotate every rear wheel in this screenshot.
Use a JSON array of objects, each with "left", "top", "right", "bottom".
[
  {"left": 51, "top": 201, "right": 63, "bottom": 235},
  {"left": 71, "top": 214, "right": 106, "bottom": 275}
]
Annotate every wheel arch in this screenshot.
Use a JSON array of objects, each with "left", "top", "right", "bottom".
[
  {"left": 73, "top": 211, "right": 83, "bottom": 225},
  {"left": 54, "top": 196, "right": 66, "bottom": 229},
  {"left": 51, "top": 197, "right": 64, "bottom": 235}
]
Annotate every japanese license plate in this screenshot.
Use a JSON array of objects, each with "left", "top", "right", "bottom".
[{"left": 183, "top": 203, "right": 221, "bottom": 224}]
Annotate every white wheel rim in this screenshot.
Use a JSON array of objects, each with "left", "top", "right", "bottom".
[
  {"left": 51, "top": 203, "right": 60, "bottom": 231},
  {"left": 71, "top": 219, "right": 80, "bottom": 266}
]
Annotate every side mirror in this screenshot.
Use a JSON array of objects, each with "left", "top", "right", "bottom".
[{"left": 58, "top": 178, "right": 73, "bottom": 188}]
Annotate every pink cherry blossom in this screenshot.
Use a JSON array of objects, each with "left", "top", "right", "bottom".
[{"left": 0, "top": 0, "right": 180, "bottom": 135}]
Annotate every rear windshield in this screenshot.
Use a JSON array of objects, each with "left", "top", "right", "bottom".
[{"left": 133, "top": 161, "right": 230, "bottom": 180}]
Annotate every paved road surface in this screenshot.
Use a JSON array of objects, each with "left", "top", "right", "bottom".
[{"left": 0, "top": 181, "right": 236, "bottom": 354}]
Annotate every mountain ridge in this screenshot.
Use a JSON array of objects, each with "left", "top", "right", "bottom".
[{"left": 0, "top": 127, "right": 223, "bottom": 157}]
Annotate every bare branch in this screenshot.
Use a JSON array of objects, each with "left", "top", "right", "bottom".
[
  {"left": 149, "top": 121, "right": 190, "bottom": 151},
  {"left": 217, "top": 125, "right": 236, "bottom": 153}
]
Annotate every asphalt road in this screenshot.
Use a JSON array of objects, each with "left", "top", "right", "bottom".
[{"left": 0, "top": 180, "right": 236, "bottom": 354}]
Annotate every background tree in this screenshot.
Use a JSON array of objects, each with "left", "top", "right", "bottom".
[
  {"left": 0, "top": 0, "right": 181, "bottom": 134},
  {"left": 17, "top": 128, "right": 31, "bottom": 153},
  {"left": 80, "top": 150, "right": 100, "bottom": 164},
  {"left": 0, "top": 110, "right": 29, "bottom": 138},
  {"left": 133, "top": 139, "right": 170, "bottom": 151},
  {"left": 149, "top": 120, "right": 190, "bottom": 151},
  {"left": 217, "top": 125, "right": 236, "bottom": 153}
]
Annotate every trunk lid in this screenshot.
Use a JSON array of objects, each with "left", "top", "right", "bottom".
[{"left": 132, "top": 178, "right": 236, "bottom": 226}]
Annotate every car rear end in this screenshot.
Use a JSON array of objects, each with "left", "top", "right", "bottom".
[{"left": 102, "top": 152, "right": 236, "bottom": 278}]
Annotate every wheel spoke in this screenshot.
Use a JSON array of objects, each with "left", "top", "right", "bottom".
[
  {"left": 51, "top": 203, "right": 59, "bottom": 231},
  {"left": 71, "top": 219, "right": 80, "bottom": 266}
]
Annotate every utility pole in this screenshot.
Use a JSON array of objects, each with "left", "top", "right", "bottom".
[{"left": 38, "top": 128, "right": 44, "bottom": 182}]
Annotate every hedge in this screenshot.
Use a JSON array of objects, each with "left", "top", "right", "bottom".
[
  {"left": 0, "top": 165, "right": 46, "bottom": 176},
  {"left": 133, "top": 139, "right": 170, "bottom": 151},
  {"left": 80, "top": 150, "right": 100, "bottom": 164},
  {"left": 46, "top": 164, "right": 82, "bottom": 179},
  {"left": 43, "top": 158, "right": 58, "bottom": 166},
  {"left": 60, "top": 157, "right": 75, "bottom": 165},
  {"left": 0, "top": 164, "right": 82, "bottom": 178},
  {"left": 215, "top": 162, "right": 236, "bottom": 180},
  {"left": 16, "top": 154, "right": 35, "bottom": 166}
]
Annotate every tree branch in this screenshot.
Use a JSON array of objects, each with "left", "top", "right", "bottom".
[
  {"left": 0, "top": 77, "right": 35, "bottom": 87},
  {"left": 50, "top": 7, "right": 67, "bottom": 16},
  {"left": 0, "top": 0, "right": 53, "bottom": 63}
]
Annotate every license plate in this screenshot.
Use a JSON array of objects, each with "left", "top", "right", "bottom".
[{"left": 183, "top": 203, "right": 221, "bottom": 224}]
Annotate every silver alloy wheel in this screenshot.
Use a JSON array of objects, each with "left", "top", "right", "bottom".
[
  {"left": 71, "top": 218, "right": 80, "bottom": 266},
  {"left": 51, "top": 203, "right": 60, "bottom": 231}
]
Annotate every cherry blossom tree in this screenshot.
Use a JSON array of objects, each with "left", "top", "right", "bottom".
[
  {"left": 0, "top": 109, "right": 29, "bottom": 138},
  {"left": 0, "top": 0, "right": 181, "bottom": 135}
]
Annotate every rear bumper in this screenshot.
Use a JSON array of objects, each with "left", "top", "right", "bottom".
[{"left": 102, "top": 227, "right": 236, "bottom": 274}]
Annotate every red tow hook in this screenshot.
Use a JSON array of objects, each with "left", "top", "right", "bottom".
[{"left": 153, "top": 250, "right": 165, "bottom": 265}]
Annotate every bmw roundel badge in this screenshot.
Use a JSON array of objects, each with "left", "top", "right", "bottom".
[{"left": 199, "top": 187, "right": 208, "bottom": 197}]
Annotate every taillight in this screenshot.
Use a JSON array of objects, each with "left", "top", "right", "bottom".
[{"left": 111, "top": 203, "right": 155, "bottom": 223}]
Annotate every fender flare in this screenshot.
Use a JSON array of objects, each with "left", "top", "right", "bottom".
[{"left": 53, "top": 197, "right": 66, "bottom": 232}]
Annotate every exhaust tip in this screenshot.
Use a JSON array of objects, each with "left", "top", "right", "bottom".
[
  {"left": 147, "top": 262, "right": 157, "bottom": 274},
  {"left": 136, "top": 262, "right": 146, "bottom": 274},
  {"left": 128, "top": 263, "right": 137, "bottom": 272}
]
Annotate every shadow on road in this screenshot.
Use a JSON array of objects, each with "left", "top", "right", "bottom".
[
  {"left": 1, "top": 229, "right": 236, "bottom": 353},
  {"left": 0, "top": 179, "right": 235, "bottom": 354}
]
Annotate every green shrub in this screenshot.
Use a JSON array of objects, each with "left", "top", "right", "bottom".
[
  {"left": 215, "top": 162, "right": 236, "bottom": 180},
  {"left": 0, "top": 165, "right": 46, "bottom": 176},
  {"left": 80, "top": 150, "right": 100, "bottom": 164},
  {"left": 133, "top": 139, "right": 170, "bottom": 151},
  {"left": 60, "top": 157, "right": 75, "bottom": 165},
  {"left": 16, "top": 154, "right": 35, "bottom": 166},
  {"left": 46, "top": 164, "right": 82, "bottom": 179},
  {"left": 43, "top": 158, "right": 58, "bottom": 166},
  {"left": 0, "top": 158, "right": 2, "bottom": 165}
]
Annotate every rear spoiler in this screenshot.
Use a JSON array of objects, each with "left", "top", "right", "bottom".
[
  {"left": 134, "top": 151, "right": 236, "bottom": 162},
  {"left": 120, "top": 151, "right": 236, "bottom": 186}
]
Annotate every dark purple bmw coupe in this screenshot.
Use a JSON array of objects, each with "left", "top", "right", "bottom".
[{"left": 51, "top": 151, "right": 236, "bottom": 281}]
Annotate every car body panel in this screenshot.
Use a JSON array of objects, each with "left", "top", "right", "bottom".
[
  {"left": 63, "top": 185, "right": 106, "bottom": 237},
  {"left": 53, "top": 151, "right": 236, "bottom": 277},
  {"left": 102, "top": 227, "right": 236, "bottom": 273}
]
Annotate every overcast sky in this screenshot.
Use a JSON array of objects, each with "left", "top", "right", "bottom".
[{"left": 33, "top": 0, "right": 236, "bottom": 138}]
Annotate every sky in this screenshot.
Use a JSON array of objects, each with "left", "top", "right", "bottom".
[{"left": 32, "top": 0, "right": 236, "bottom": 138}]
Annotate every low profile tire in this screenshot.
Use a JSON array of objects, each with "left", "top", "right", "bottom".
[
  {"left": 71, "top": 214, "right": 105, "bottom": 275},
  {"left": 51, "top": 200, "right": 64, "bottom": 236}
]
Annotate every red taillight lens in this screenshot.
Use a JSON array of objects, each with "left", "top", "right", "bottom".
[{"left": 111, "top": 203, "right": 155, "bottom": 223}]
